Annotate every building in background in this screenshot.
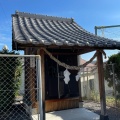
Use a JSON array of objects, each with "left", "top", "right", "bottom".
[{"left": 80, "top": 58, "right": 113, "bottom": 99}]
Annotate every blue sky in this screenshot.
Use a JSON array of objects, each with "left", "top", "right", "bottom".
[{"left": 0, "top": 0, "right": 120, "bottom": 60}]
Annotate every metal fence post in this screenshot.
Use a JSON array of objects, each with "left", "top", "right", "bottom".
[
  {"left": 112, "top": 64, "right": 117, "bottom": 107},
  {"left": 37, "top": 55, "right": 44, "bottom": 120}
]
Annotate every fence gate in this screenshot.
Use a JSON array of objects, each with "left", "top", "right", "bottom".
[{"left": 0, "top": 55, "right": 42, "bottom": 120}]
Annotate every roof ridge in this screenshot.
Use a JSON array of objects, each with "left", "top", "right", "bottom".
[{"left": 13, "top": 11, "right": 73, "bottom": 23}]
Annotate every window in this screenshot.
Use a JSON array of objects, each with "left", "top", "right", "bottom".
[{"left": 89, "top": 79, "right": 94, "bottom": 90}]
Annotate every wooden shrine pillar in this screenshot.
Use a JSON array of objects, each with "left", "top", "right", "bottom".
[
  {"left": 25, "top": 48, "right": 36, "bottom": 107},
  {"left": 97, "top": 50, "right": 109, "bottom": 120},
  {"left": 37, "top": 48, "right": 45, "bottom": 120}
]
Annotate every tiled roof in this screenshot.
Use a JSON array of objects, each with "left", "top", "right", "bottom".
[
  {"left": 12, "top": 11, "right": 120, "bottom": 49},
  {"left": 80, "top": 58, "right": 96, "bottom": 72}
]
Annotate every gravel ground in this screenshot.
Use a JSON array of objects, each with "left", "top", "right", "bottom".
[{"left": 83, "top": 100, "right": 120, "bottom": 120}]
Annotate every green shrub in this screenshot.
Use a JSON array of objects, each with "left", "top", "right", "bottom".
[
  {"left": 90, "top": 90, "right": 100, "bottom": 102},
  {"left": 0, "top": 49, "right": 21, "bottom": 112}
]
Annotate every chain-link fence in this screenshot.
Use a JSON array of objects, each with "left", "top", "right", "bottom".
[
  {"left": 96, "top": 25, "right": 120, "bottom": 41},
  {"left": 78, "top": 61, "right": 120, "bottom": 120},
  {"left": 104, "top": 64, "right": 120, "bottom": 108},
  {"left": 81, "top": 65, "right": 99, "bottom": 101},
  {"left": 0, "top": 55, "right": 41, "bottom": 120},
  {"left": 81, "top": 64, "right": 120, "bottom": 108}
]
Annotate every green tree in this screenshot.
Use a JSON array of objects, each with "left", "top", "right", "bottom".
[
  {"left": 104, "top": 52, "right": 120, "bottom": 93},
  {"left": 0, "top": 47, "right": 22, "bottom": 112}
]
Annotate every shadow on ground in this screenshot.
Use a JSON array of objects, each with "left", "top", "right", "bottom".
[
  {"left": 0, "top": 104, "right": 31, "bottom": 120},
  {"left": 84, "top": 100, "right": 120, "bottom": 120}
]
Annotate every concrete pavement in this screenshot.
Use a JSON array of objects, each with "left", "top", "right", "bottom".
[{"left": 32, "top": 108, "right": 100, "bottom": 120}]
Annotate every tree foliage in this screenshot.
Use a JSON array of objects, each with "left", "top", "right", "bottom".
[
  {"left": 104, "top": 52, "right": 120, "bottom": 93},
  {"left": 0, "top": 48, "right": 22, "bottom": 111}
]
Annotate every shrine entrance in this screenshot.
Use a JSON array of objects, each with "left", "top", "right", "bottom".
[{"left": 45, "top": 54, "right": 79, "bottom": 112}]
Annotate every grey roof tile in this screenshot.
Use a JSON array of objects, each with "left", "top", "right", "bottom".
[{"left": 12, "top": 11, "right": 120, "bottom": 49}]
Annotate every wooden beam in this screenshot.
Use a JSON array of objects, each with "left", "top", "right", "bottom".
[
  {"left": 97, "top": 50, "right": 109, "bottom": 120},
  {"left": 25, "top": 48, "right": 36, "bottom": 107},
  {"left": 45, "top": 98, "right": 79, "bottom": 112}
]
